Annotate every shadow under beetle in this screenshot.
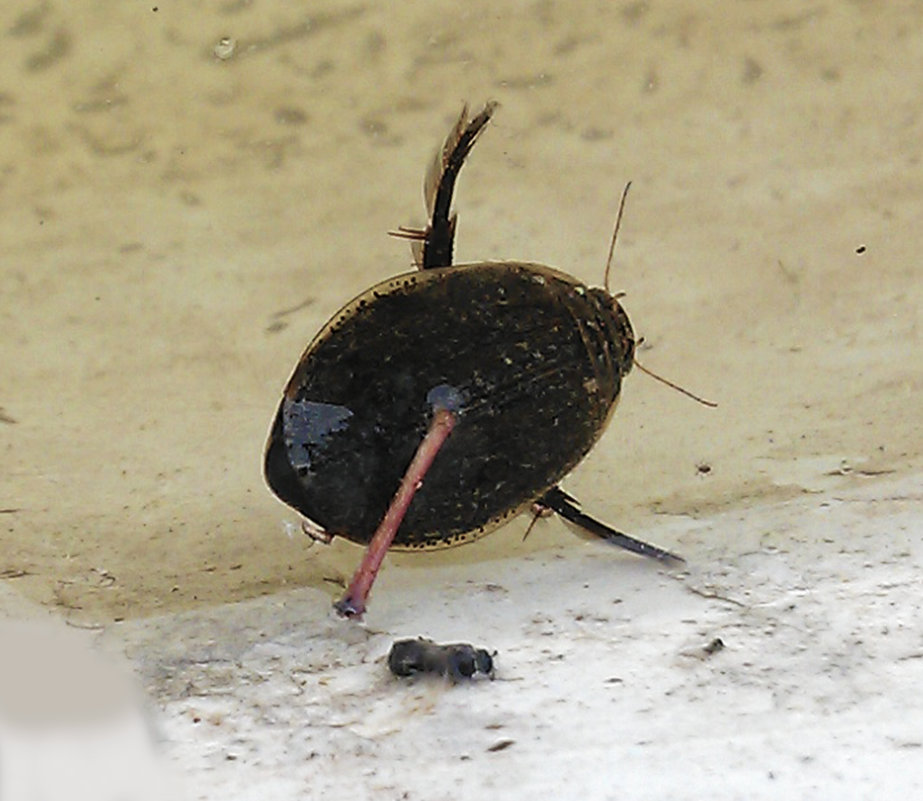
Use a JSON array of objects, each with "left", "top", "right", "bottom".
[{"left": 264, "top": 103, "right": 687, "bottom": 618}]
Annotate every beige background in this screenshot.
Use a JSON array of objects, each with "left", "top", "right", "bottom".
[
  {"left": 3, "top": 0, "right": 919, "bottom": 621},
  {"left": 1, "top": 3, "right": 922, "bottom": 798}
]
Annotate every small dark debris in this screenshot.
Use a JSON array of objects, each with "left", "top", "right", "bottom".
[
  {"left": 275, "top": 106, "right": 308, "bottom": 126},
  {"left": 742, "top": 56, "right": 763, "bottom": 84},
  {"left": 388, "top": 637, "right": 495, "bottom": 681},
  {"left": 0, "top": 568, "right": 29, "bottom": 579},
  {"left": 855, "top": 245, "right": 866, "bottom": 254},
  {"left": 271, "top": 296, "right": 315, "bottom": 319},
  {"left": 696, "top": 462, "right": 712, "bottom": 475},
  {"left": 703, "top": 637, "right": 725, "bottom": 655},
  {"left": 487, "top": 739, "right": 515, "bottom": 753},
  {"left": 266, "top": 296, "right": 316, "bottom": 333}
]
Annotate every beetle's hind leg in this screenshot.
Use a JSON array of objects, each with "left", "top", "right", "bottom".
[
  {"left": 393, "top": 103, "right": 497, "bottom": 270},
  {"left": 335, "top": 407, "right": 458, "bottom": 618},
  {"left": 539, "top": 486, "right": 685, "bottom": 566}
]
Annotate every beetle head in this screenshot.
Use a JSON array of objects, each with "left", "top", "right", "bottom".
[{"left": 588, "top": 287, "right": 636, "bottom": 379}]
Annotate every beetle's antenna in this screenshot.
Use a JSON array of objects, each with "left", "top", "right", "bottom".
[
  {"left": 633, "top": 353, "right": 718, "bottom": 408},
  {"left": 604, "top": 181, "right": 632, "bottom": 294},
  {"left": 605, "top": 190, "right": 715, "bottom": 409}
]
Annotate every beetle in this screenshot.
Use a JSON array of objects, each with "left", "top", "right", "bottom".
[
  {"left": 264, "top": 103, "right": 688, "bottom": 618},
  {"left": 388, "top": 637, "right": 495, "bottom": 681}
]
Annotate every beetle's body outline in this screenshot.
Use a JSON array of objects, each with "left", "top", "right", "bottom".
[{"left": 264, "top": 260, "right": 633, "bottom": 550}]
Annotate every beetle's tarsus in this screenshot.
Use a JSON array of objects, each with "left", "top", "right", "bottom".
[
  {"left": 539, "top": 486, "right": 685, "bottom": 565},
  {"left": 333, "top": 595, "right": 363, "bottom": 618}
]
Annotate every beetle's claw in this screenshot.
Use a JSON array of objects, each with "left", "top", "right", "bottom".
[{"left": 334, "top": 595, "right": 365, "bottom": 618}]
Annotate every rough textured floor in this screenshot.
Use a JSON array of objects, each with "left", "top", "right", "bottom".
[
  {"left": 2, "top": 2, "right": 921, "bottom": 799},
  {"left": 118, "top": 474, "right": 921, "bottom": 801}
]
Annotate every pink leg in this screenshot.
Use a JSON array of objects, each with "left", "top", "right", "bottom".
[{"left": 335, "top": 408, "right": 457, "bottom": 618}]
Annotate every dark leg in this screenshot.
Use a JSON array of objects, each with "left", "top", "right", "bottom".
[
  {"left": 391, "top": 103, "right": 497, "bottom": 267},
  {"left": 422, "top": 102, "right": 496, "bottom": 269},
  {"left": 539, "top": 486, "right": 685, "bottom": 566},
  {"left": 390, "top": 103, "right": 497, "bottom": 271},
  {"left": 335, "top": 408, "right": 457, "bottom": 618}
]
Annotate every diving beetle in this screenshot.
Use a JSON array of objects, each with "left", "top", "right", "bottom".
[{"left": 264, "top": 103, "right": 691, "bottom": 617}]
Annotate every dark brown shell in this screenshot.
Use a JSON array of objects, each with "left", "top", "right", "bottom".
[{"left": 264, "top": 259, "right": 634, "bottom": 549}]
